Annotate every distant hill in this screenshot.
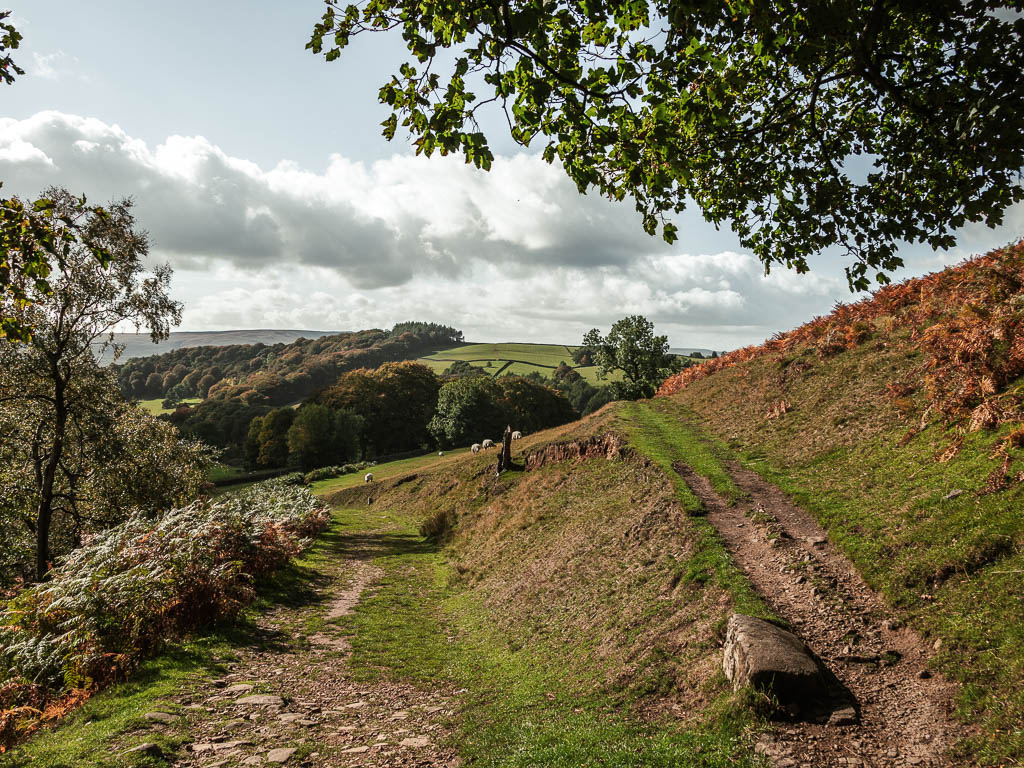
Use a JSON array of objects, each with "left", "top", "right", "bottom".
[{"left": 97, "top": 330, "right": 339, "bottom": 361}]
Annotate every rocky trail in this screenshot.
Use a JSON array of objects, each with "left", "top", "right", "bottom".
[
  {"left": 675, "top": 458, "right": 964, "bottom": 768},
  {"left": 145, "top": 530, "right": 461, "bottom": 768}
]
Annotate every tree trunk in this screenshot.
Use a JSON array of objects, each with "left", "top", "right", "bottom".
[{"left": 35, "top": 375, "right": 66, "bottom": 582}]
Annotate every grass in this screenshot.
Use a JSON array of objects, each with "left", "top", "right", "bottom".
[
  {"left": 135, "top": 398, "right": 201, "bottom": 416},
  {"left": 309, "top": 447, "right": 470, "bottom": 494}
]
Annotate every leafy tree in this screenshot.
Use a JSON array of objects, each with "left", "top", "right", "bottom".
[
  {"left": 309, "top": 1, "right": 1024, "bottom": 289},
  {"left": 442, "top": 360, "right": 486, "bottom": 378},
  {"left": 576, "top": 315, "right": 681, "bottom": 399},
  {"left": 317, "top": 361, "right": 440, "bottom": 457},
  {"left": 286, "top": 403, "right": 361, "bottom": 471},
  {"left": 245, "top": 407, "right": 297, "bottom": 470},
  {"left": 0, "top": 190, "right": 193, "bottom": 581},
  {"left": 429, "top": 374, "right": 574, "bottom": 446}
]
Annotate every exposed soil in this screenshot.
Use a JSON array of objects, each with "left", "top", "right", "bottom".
[
  {"left": 675, "top": 459, "right": 965, "bottom": 768},
  {"left": 152, "top": 540, "right": 460, "bottom": 767}
]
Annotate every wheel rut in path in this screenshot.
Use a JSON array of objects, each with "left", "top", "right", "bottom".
[
  {"left": 674, "top": 460, "right": 964, "bottom": 768},
  {"left": 162, "top": 532, "right": 461, "bottom": 768}
]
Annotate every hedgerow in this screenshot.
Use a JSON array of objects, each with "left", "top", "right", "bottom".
[
  {"left": 302, "top": 461, "right": 372, "bottom": 484},
  {"left": 0, "top": 478, "right": 329, "bottom": 749}
]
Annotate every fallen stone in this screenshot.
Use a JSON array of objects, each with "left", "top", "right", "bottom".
[
  {"left": 124, "top": 742, "right": 163, "bottom": 757},
  {"left": 242, "top": 758, "right": 265, "bottom": 766},
  {"left": 806, "top": 537, "right": 826, "bottom": 548},
  {"left": 342, "top": 745, "right": 370, "bottom": 754},
  {"left": 400, "top": 736, "right": 431, "bottom": 748},
  {"left": 722, "top": 614, "right": 826, "bottom": 702},
  {"left": 224, "top": 683, "right": 254, "bottom": 694},
  {"left": 297, "top": 719, "right": 318, "bottom": 726},
  {"left": 236, "top": 694, "right": 284, "bottom": 706},
  {"left": 143, "top": 711, "right": 177, "bottom": 724},
  {"left": 278, "top": 712, "right": 304, "bottom": 723},
  {"left": 266, "top": 747, "right": 297, "bottom": 764},
  {"left": 942, "top": 489, "right": 964, "bottom": 501},
  {"left": 191, "top": 743, "right": 215, "bottom": 753}
]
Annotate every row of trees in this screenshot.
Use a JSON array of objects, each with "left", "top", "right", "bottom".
[{"left": 241, "top": 361, "right": 580, "bottom": 472}]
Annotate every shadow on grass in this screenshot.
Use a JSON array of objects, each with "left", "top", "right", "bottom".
[{"left": 330, "top": 530, "right": 438, "bottom": 561}]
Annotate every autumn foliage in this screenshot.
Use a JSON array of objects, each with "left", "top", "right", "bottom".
[
  {"left": 658, "top": 241, "right": 1024, "bottom": 471},
  {"left": 0, "top": 479, "right": 328, "bottom": 750}
]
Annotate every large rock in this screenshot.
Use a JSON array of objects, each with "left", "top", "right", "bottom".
[{"left": 723, "top": 614, "right": 825, "bottom": 701}]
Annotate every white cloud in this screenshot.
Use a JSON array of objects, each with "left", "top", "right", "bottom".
[{"left": 1, "top": 111, "right": 1014, "bottom": 348}]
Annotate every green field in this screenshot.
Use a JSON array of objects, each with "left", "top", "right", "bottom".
[
  {"left": 418, "top": 342, "right": 624, "bottom": 384},
  {"left": 136, "top": 397, "right": 201, "bottom": 415}
]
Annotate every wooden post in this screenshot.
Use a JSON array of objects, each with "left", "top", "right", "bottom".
[{"left": 497, "top": 424, "right": 513, "bottom": 475}]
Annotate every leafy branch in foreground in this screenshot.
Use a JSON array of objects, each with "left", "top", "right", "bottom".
[{"left": 309, "top": 0, "right": 1024, "bottom": 289}]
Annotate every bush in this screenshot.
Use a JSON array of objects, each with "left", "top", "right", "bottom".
[
  {"left": 0, "top": 479, "right": 329, "bottom": 747},
  {"left": 278, "top": 472, "right": 306, "bottom": 486}
]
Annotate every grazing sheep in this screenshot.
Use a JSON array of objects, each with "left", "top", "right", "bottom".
[
  {"left": 471, "top": 443, "right": 481, "bottom": 453},
  {"left": 438, "top": 451, "right": 444, "bottom": 457},
  {"left": 511, "top": 431, "right": 522, "bottom": 440},
  {"left": 482, "top": 438, "right": 495, "bottom": 449},
  {"left": 364, "top": 472, "right": 373, "bottom": 483}
]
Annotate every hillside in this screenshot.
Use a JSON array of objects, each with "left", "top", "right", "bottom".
[
  {"left": 95, "top": 330, "right": 340, "bottom": 362},
  {"left": 655, "top": 241, "right": 1024, "bottom": 763}
]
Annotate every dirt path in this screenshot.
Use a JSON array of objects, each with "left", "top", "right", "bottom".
[
  {"left": 163, "top": 532, "right": 461, "bottom": 768},
  {"left": 675, "top": 460, "right": 964, "bottom": 768}
]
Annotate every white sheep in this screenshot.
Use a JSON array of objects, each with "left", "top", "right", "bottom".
[
  {"left": 471, "top": 443, "right": 481, "bottom": 453},
  {"left": 364, "top": 472, "right": 373, "bottom": 483},
  {"left": 481, "top": 438, "right": 494, "bottom": 449},
  {"left": 511, "top": 431, "right": 522, "bottom": 440},
  {"left": 438, "top": 451, "right": 444, "bottom": 457}
]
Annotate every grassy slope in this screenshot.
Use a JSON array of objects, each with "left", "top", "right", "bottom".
[{"left": 662, "top": 334, "right": 1024, "bottom": 763}]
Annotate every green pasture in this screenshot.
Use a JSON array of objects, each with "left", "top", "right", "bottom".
[
  {"left": 136, "top": 397, "right": 201, "bottom": 415},
  {"left": 417, "top": 342, "right": 623, "bottom": 384},
  {"left": 309, "top": 446, "right": 472, "bottom": 495}
]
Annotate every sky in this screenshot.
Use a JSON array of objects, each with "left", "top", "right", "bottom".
[{"left": 2, "top": 1, "right": 1023, "bottom": 350}]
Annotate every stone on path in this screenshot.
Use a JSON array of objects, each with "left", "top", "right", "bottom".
[
  {"left": 266, "top": 747, "right": 297, "bottom": 763},
  {"left": 722, "top": 614, "right": 826, "bottom": 701},
  {"left": 236, "top": 694, "right": 284, "bottom": 706},
  {"left": 124, "top": 742, "right": 163, "bottom": 757},
  {"left": 143, "top": 711, "right": 177, "bottom": 723},
  {"left": 400, "top": 736, "right": 431, "bottom": 748},
  {"left": 342, "top": 745, "right": 370, "bottom": 754},
  {"left": 224, "top": 683, "right": 254, "bottom": 694},
  {"left": 828, "top": 704, "right": 859, "bottom": 726}
]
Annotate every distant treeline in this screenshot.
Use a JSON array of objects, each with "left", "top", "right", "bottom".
[{"left": 114, "top": 322, "right": 463, "bottom": 405}]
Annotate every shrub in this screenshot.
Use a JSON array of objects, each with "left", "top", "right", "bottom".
[
  {"left": 0, "top": 478, "right": 329, "bottom": 747},
  {"left": 419, "top": 508, "right": 456, "bottom": 541},
  {"left": 279, "top": 472, "right": 306, "bottom": 486}
]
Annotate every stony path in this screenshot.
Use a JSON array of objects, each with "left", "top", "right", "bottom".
[
  {"left": 160, "top": 533, "right": 462, "bottom": 768},
  {"left": 675, "top": 460, "right": 964, "bottom": 768}
]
